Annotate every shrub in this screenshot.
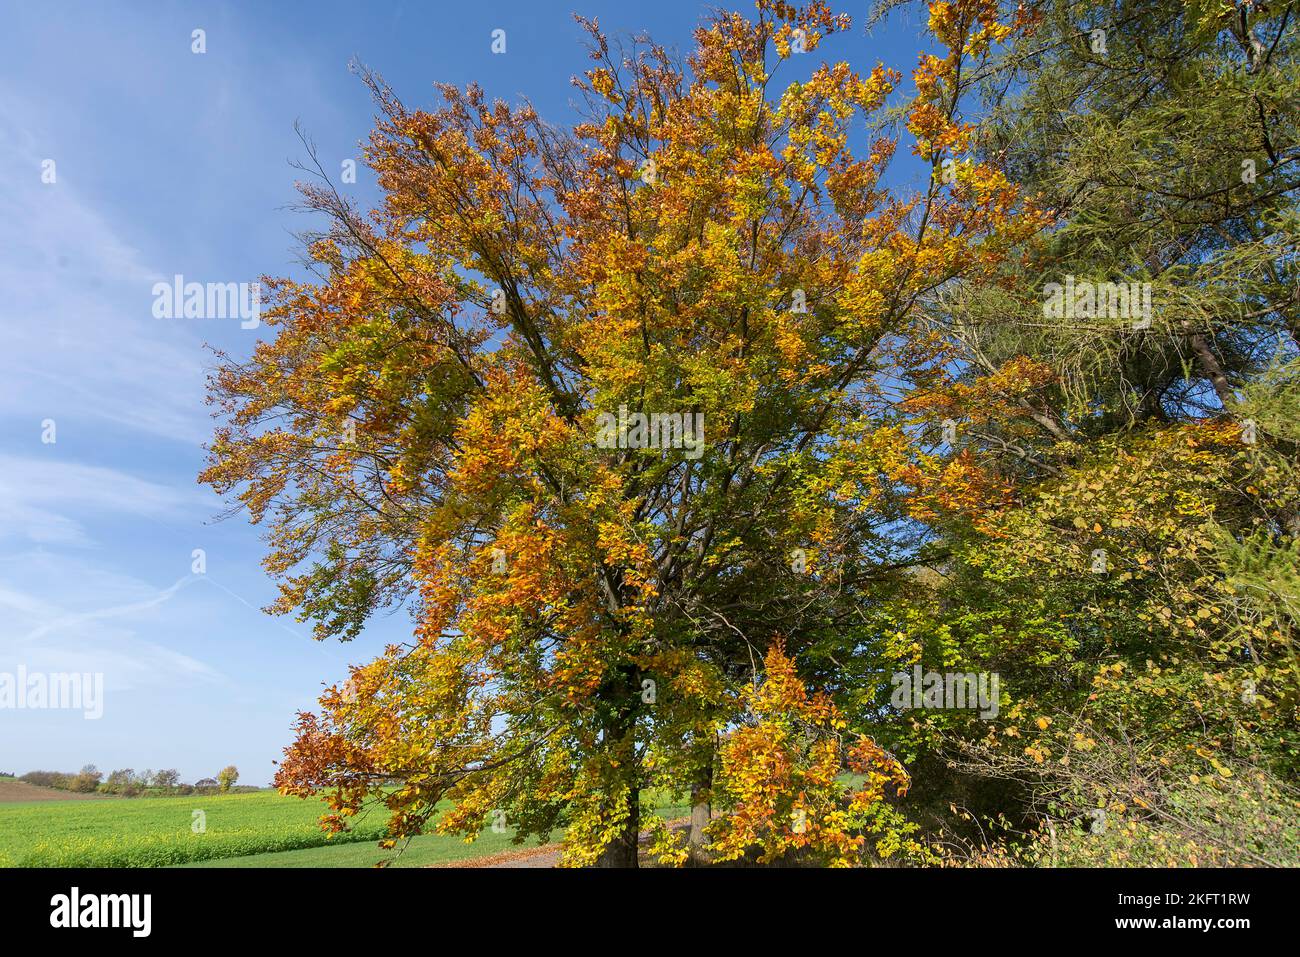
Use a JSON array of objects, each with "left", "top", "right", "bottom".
[
  {"left": 69, "top": 766, "right": 102, "bottom": 794},
  {"left": 20, "top": 771, "right": 70, "bottom": 790}
]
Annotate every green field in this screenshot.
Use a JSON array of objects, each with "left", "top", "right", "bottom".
[
  {"left": 0, "top": 791, "right": 396, "bottom": 867},
  {"left": 0, "top": 788, "right": 688, "bottom": 867},
  {"left": 189, "top": 797, "right": 691, "bottom": 868},
  {"left": 182, "top": 824, "right": 560, "bottom": 868}
]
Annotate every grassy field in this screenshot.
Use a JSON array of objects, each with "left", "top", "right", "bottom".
[
  {"left": 0, "top": 790, "right": 391, "bottom": 867},
  {"left": 0, "top": 785, "right": 691, "bottom": 868},
  {"left": 182, "top": 824, "right": 561, "bottom": 868},
  {"left": 187, "top": 796, "right": 692, "bottom": 868}
]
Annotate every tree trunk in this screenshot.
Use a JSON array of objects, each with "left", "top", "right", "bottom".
[
  {"left": 594, "top": 664, "right": 641, "bottom": 868},
  {"left": 687, "top": 787, "right": 711, "bottom": 865},
  {"left": 1188, "top": 332, "right": 1236, "bottom": 406},
  {"left": 687, "top": 743, "right": 713, "bottom": 865},
  {"left": 595, "top": 787, "right": 640, "bottom": 867}
]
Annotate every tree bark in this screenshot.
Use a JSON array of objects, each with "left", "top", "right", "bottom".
[
  {"left": 687, "top": 743, "right": 713, "bottom": 865},
  {"left": 594, "top": 666, "right": 641, "bottom": 868},
  {"left": 1188, "top": 332, "right": 1236, "bottom": 406},
  {"left": 594, "top": 789, "right": 640, "bottom": 867},
  {"left": 687, "top": 786, "right": 711, "bottom": 865}
]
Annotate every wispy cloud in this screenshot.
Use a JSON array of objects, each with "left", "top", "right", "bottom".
[
  {"left": 0, "top": 454, "right": 213, "bottom": 547},
  {"left": 0, "top": 88, "right": 211, "bottom": 445},
  {"left": 0, "top": 557, "right": 224, "bottom": 689},
  {"left": 14, "top": 573, "right": 198, "bottom": 643}
]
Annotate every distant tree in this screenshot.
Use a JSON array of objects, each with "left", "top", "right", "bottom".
[
  {"left": 104, "top": 769, "right": 134, "bottom": 793},
  {"left": 153, "top": 769, "right": 180, "bottom": 789},
  {"left": 70, "top": 765, "right": 102, "bottom": 793},
  {"left": 217, "top": 766, "right": 239, "bottom": 792},
  {"left": 195, "top": 777, "right": 218, "bottom": 789}
]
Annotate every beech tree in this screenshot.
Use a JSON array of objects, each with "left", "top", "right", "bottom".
[{"left": 203, "top": 0, "right": 1043, "bottom": 865}]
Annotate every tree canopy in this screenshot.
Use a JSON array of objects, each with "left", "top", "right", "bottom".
[{"left": 203, "top": 0, "right": 1300, "bottom": 867}]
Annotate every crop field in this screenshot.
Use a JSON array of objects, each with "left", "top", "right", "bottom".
[
  {"left": 0, "top": 784, "right": 694, "bottom": 868},
  {"left": 0, "top": 790, "right": 394, "bottom": 867}
]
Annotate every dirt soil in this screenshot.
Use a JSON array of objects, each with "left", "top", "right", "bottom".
[{"left": 0, "top": 779, "right": 108, "bottom": 802}]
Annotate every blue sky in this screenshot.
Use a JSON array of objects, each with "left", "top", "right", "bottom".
[{"left": 0, "top": 1, "right": 927, "bottom": 785}]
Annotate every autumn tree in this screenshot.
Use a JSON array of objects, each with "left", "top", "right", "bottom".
[
  {"left": 70, "top": 765, "right": 102, "bottom": 794},
  {"left": 217, "top": 765, "right": 240, "bottom": 793},
  {"left": 860, "top": 0, "right": 1300, "bottom": 864},
  {"left": 104, "top": 769, "right": 134, "bottom": 795},
  {"left": 153, "top": 768, "right": 181, "bottom": 789},
  {"left": 203, "top": 0, "right": 1040, "bottom": 865}
]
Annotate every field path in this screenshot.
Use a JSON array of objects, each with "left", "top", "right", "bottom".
[
  {"left": 435, "top": 843, "right": 563, "bottom": 868},
  {"left": 430, "top": 816, "right": 693, "bottom": 868}
]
